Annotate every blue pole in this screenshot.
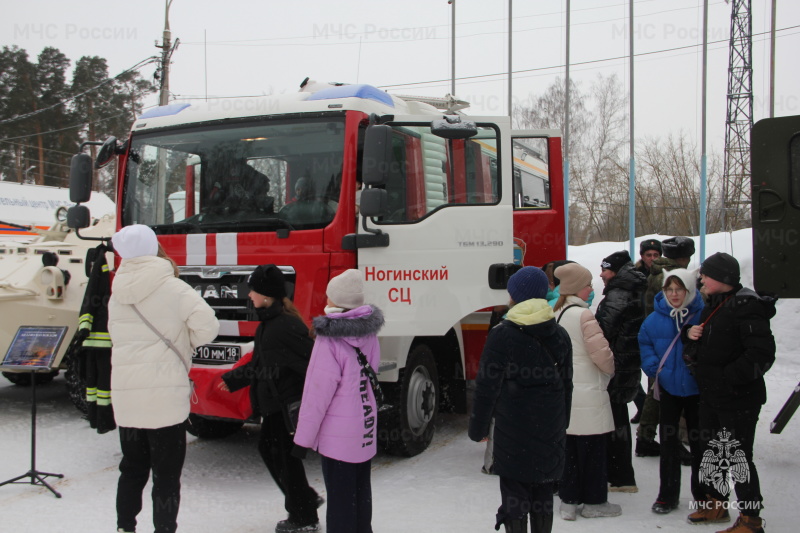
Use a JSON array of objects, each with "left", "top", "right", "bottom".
[
  {"left": 629, "top": 157, "right": 635, "bottom": 257},
  {"left": 564, "top": 158, "right": 570, "bottom": 258},
  {"left": 700, "top": 0, "right": 708, "bottom": 262},
  {"left": 700, "top": 154, "right": 707, "bottom": 261},
  {"left": 628, "top": 0, "right": 635, "bottom": 257}
]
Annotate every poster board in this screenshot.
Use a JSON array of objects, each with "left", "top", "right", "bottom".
[{"left": 1, "top": 326, "right": 68, "bottom": 372}]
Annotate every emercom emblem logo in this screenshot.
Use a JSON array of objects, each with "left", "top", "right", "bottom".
[{"left": 699, "top": 428, "right": 750, "bottom": 497}]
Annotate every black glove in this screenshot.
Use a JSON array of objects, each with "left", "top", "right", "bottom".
[
  {"left": 291, "top": 445, "right": 308, "bottom": 460},
  {"left": 75, "top": 328, "right": 90, "bottom": 344}
]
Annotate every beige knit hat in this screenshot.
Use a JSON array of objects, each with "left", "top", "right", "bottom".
[
  {"left": 326, "top": 269, "right": 364, "bottom": 309},
  {"left": 554, "top": 263, "right": 593, "bottom": 295}
]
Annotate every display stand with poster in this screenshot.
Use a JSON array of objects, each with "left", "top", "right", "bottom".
[{"left": 0, "top": 325, "right": 68, "bottom": 498}]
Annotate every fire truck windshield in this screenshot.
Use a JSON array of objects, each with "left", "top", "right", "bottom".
[{"left": 121, "top": 117, "right": 346, "bottom": 234}]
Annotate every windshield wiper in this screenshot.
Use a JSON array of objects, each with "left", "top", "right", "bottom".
[
  {"left": 200, "top": 217, "right": 296, "bottom": 232},
  {"left": 151, "top": 221, "right": 203, "bottom": 235}
]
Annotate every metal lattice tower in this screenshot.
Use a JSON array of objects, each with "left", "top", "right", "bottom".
[{"left": 722, "top": 0, "right": 753, "bottom": 230}]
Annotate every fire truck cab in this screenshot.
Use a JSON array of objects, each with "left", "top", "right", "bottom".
[{"left": 68, "top": 81, "right": 565, "bottom": 456}]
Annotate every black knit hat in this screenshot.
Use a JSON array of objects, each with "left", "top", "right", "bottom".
[
  {"left": 700, "top": 252, "right": 740, "bottom": 286},
  {"left": 248, "top": 264, "right": 287, "bottom": 299},
  {"left": 601, "top": 250, "right": 632, "bottom": 273},
  {"left": 639, "top": 239, "right": 662, "bottom": 255},
  {"left": 661, "top": 236, "right": 695, "bottom": 260}
]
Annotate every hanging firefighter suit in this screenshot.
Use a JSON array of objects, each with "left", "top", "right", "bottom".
[{"left": 76, "top": 243, "right": 116, "bottom": 434}]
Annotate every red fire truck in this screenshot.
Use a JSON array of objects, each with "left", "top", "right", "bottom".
[{"left": 68, "top": 80, "right": 565, "bottom": 456}]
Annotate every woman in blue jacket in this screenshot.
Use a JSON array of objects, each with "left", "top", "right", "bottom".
[{"left": 638, "top": 268, "right": 704, "bottom": 515}]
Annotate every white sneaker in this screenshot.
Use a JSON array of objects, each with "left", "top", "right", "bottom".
[
  {"left": 581, "top": 501, "right": 622, "bottom": 518},
  {"left": 560, "top": 502, "right": 578, "bottom": 521}
]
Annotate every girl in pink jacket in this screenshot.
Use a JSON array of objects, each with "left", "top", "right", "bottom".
[{"left": 293, "top": 269, "right": 384, "bottom": 533}]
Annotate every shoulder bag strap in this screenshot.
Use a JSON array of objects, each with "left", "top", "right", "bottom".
[
  {"left": 556, "top": 304, "right": 582, "bottom": 323},
  {"left": 130, "top": 304, "right": 190, "bottom": 374},
  {"left": 354, "top": 346, "right": 385, "bottom": 406},
  {"left": 653, "top": 312, "right": 696, "bottom": 400}
]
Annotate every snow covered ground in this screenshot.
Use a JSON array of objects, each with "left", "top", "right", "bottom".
[{"left": 1, "top": 229, "right": 798, "bottom": 532}]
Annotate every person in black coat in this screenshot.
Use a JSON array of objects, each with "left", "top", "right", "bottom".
[
  {"left": 684, "top": 253, "right": 775, "bottom": 531},
  {"left": 219, "top": 265, "right": 321, "bottom": 533},
  {"left": 594, "top": 251, "right": 647, "bottom": 492},
  {"left": 469, "top": 266, "right": 573, "bottom": 533}
]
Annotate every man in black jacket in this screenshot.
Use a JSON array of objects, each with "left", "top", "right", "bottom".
[
  {"left": 684, "top": 253, "right": 775, "bottom": 532},
  {"left": 595, "top": 251, "right": 647, "bottom": 493}
]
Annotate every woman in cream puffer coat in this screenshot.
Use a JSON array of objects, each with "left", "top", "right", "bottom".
[
  {"left": 107, "top": 225, "right": 218, "bottom": 533},
  {"left": 552, "top": 263, "right": 621, "bottom": 521}
]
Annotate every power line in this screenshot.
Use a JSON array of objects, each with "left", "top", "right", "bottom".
[
  {"left": 0, "top": 139, "right": 79, "bottom": 158},
  {"left": 0, "top": 56, "right": 157, "bottom": 127},
  {"left": 0, "top": 111, "right": 129, "bottom": 143},
  {"left": 377, "top": 24, "right": 800, "bottom": 90},
  {"left": 178, "top": 0, "right": 722, "bottom": 47}
]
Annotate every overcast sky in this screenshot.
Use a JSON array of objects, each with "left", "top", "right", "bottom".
[{"left": 3, "top": 0, "right": 799, "bottom": 153}]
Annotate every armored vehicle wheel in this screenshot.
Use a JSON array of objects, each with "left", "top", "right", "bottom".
[
  {"left": 186, "top": 413, "right": 244, "bottom": 439},
  {"left": 379, "top": 344, "right": 439, "bottom": 457},
  {"left": 64, "top": 350, "right": 88, "bottom": 415}
]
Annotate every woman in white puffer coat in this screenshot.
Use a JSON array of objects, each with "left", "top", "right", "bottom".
[
  {"left": 552, "top": 263, "right": 621, "bottom": 522},
  {"left": 108, "top": 225, "right": 219, "bottom": 533}
]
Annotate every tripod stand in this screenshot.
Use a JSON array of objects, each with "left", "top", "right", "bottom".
[{"left": 0, "top": 370, "right": 63, "bottom": 498}]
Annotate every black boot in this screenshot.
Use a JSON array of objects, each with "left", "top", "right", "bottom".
[
  {"left": 635, "top": 437, "right": 660, "bottom": 457},
  {"left": 504, "top": 517, "right": 528, "bottom": 533},
  {"left": 530, "top": 513, "right": 553, "bottom": 533},
  {"left": 679, "top": 443, "right": 692, "bottom": 466}
]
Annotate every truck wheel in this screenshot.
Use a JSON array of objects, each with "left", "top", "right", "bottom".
[
  {"left": 380, "top": 345, "right": 438, "bottom": 457},
  {"left": 2, "top": 370, "right": 59, "bottom": 386},
  {"left": 64, "top": 351, "right": 88, "bottom": 415},
  {"left": 186, "top": 414, "right": 243, "bottom": 439}
]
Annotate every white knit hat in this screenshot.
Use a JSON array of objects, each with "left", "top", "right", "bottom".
[
  {"left": 662, "top": 268, "right": 698, "bottom": 309},
  {"left": 112, "top": 224, "right": 158, "bottom": 259},
  {"left": 326, "top": 269, "right": 364, "bottom": 309}
]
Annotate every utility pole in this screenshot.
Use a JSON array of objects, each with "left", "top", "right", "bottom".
[
  {"left": 449, "top": 0, "right": 456, "bottom": 97},
  {"left": 156, "top": 0, "right": 178, "bottom": 106},
  {"left": 508, "top": 0, "right": 512, "bottom": 118},
  {"left": 564, "top": 0, "right": 571, "bottom": 252}
]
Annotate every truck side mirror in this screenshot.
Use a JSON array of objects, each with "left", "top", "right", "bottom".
[
  {"left": 431, "top": 116, "right": 477, "bottom": 139},
  {"left": 359, "top": 188, "right": 388, "bottom": 218},
  {"left": 67, "top": 205, "right": 91, "bottom": 230},
  {"left": 95, "top": 136, "right": 120, "bottom": 169},
  {"left": 362, "top": 125, "right": 393, "bottom": 186},
  {"left": 69, "top": 153, "right": 93, "bottom": 203}
]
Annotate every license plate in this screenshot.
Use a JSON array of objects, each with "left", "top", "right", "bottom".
[{"left": 193, "top": 344, "right": 241, "bottom": 364}]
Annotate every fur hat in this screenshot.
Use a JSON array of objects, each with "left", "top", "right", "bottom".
[
  {"left": 554, "top": 263, "right": 593, "bottom": 295},
  {"left": 639, "top": 239, "right": 662, "bottom": 255},
  {"left": 701, "top": 252, "right": 740, "bottom": 286},
  {"left": 248, "top": 264, "right": 287, "bottom": 299},
  {"left": 661, "top": 236, "right": 695, "bottom": 260},
  {"left": 327, "top": 269, "right": 364, "bottom": 309},
  {"left": 112, "top": 224, "right": 158, "bottom": 259},
  {"left": 600, "top": 250, "right": 632, "bottom": 273},
  {"left": 507, "top": 266, "right": 549, "bottom": 303}
]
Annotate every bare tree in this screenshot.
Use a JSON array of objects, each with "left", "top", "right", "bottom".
[{"left": 515, "top": 74, "right": 735, "bottom": 245}]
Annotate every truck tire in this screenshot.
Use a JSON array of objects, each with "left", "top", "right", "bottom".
[
  {"left": 2, "top": 370, "right": 59, "bottom": 386},
  {"left": 379, "top": 345, "right": 438, "bottom": 457},
  {"left": 64, "top": 350, "right": 88, "bottom": 415},
  {"left": 186, "top": 413, "right": 243, "bottom": 439}
]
